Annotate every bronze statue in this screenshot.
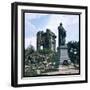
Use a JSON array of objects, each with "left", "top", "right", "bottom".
[{"left": 58, "top": 23, "right": 66, "bottom": 46}]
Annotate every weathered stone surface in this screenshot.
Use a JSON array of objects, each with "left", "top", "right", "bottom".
[
  {"left": 37, "top": 29, "right": 56, "bottom": 51},
  {"left": 59, "top": 45, "right": 71, "bottom": 65}
]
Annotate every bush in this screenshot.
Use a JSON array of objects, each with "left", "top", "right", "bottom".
[
  {"left": 67, "top": 41, "right": 80, "bottom": 64},
  {"left": 24, "top": 47, "right": 60, "bottom": 76}
]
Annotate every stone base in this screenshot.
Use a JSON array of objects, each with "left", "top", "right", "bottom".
[{"left": 58, "top": 45, "right": 71, "bottom": 65}]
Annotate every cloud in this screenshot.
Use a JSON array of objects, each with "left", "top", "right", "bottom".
[
  {"left": 25, "top": 14, "right": 38, "bottom": 38},
  {"left": 25, "top": 37, "right": 36, "bottom": 50},
  {"left": 25, "top": 13, "right": 49, "bottom": 21}
]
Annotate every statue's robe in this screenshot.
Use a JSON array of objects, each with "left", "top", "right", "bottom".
[{"left": 58, "top": 26, "right": 66, "bottom": 45}]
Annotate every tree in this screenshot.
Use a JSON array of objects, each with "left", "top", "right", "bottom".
[
  {"left": 67, "top": 41, "right": 80, "bottom": 65},
  {"left": 25, "top": 45, "right": 35, "bottom": 58}
]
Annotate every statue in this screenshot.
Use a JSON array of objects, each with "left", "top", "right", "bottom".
[
  {"left": 58, "top": 23, "right": 66, "bottom": 46},
  {"left": 58, "top": 23, "right": 71, "bottom": 65}
]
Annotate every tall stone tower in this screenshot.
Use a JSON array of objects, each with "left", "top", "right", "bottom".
[
  {"left": 58, "top": 23, "right": 71, "bottom": 65},
  {"left": 37, "top": 29, "right": 56, "bottom": 52}
]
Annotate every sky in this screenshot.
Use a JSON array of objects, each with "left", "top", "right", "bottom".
[{"left": 25, "top": 13, "right": 79, "bottom": 50}]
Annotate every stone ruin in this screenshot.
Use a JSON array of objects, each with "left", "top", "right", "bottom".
[{"left": 37, "top": 29, "right": 56, "bottom": 52}]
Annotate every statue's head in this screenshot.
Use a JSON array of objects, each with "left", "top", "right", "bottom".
[{"left": 60, "top": 23, "right": 62, "bottom": 26}]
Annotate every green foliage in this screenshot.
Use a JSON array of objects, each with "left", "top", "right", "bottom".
[
  {"left": 25, "top": 45, "right": 35, "bottom": 58},
  {"left": 38, "top": 48, "right": 53, "bottom": 54},
  {"left": 67, "top": 41, "right": 80, "bottom": 65},
  {"left": 24, "top": 47, "right": 59, "bottom": 76}
]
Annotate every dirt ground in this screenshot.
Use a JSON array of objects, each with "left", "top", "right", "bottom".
[{"left": 42, "top": 65, "right": 79, "bottom": 75}]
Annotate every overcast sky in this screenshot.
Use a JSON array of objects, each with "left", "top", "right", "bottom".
[{"left": 25, "top": 13, "right": 79, "bottom": 50}]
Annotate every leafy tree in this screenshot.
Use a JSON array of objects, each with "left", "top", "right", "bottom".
[
  {"left": 67, "top": 41, "right": 80, "bottom": 65},
  {"left": 38, "top": 48, "right": 53, "bottom": 54},
  {"left": 25, "top": 45, "right": 35, "bottom": 58}
]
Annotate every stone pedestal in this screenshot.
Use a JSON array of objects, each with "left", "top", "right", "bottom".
[{"left": 58, "top": 45, "right": 71, "bottom": 65}]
